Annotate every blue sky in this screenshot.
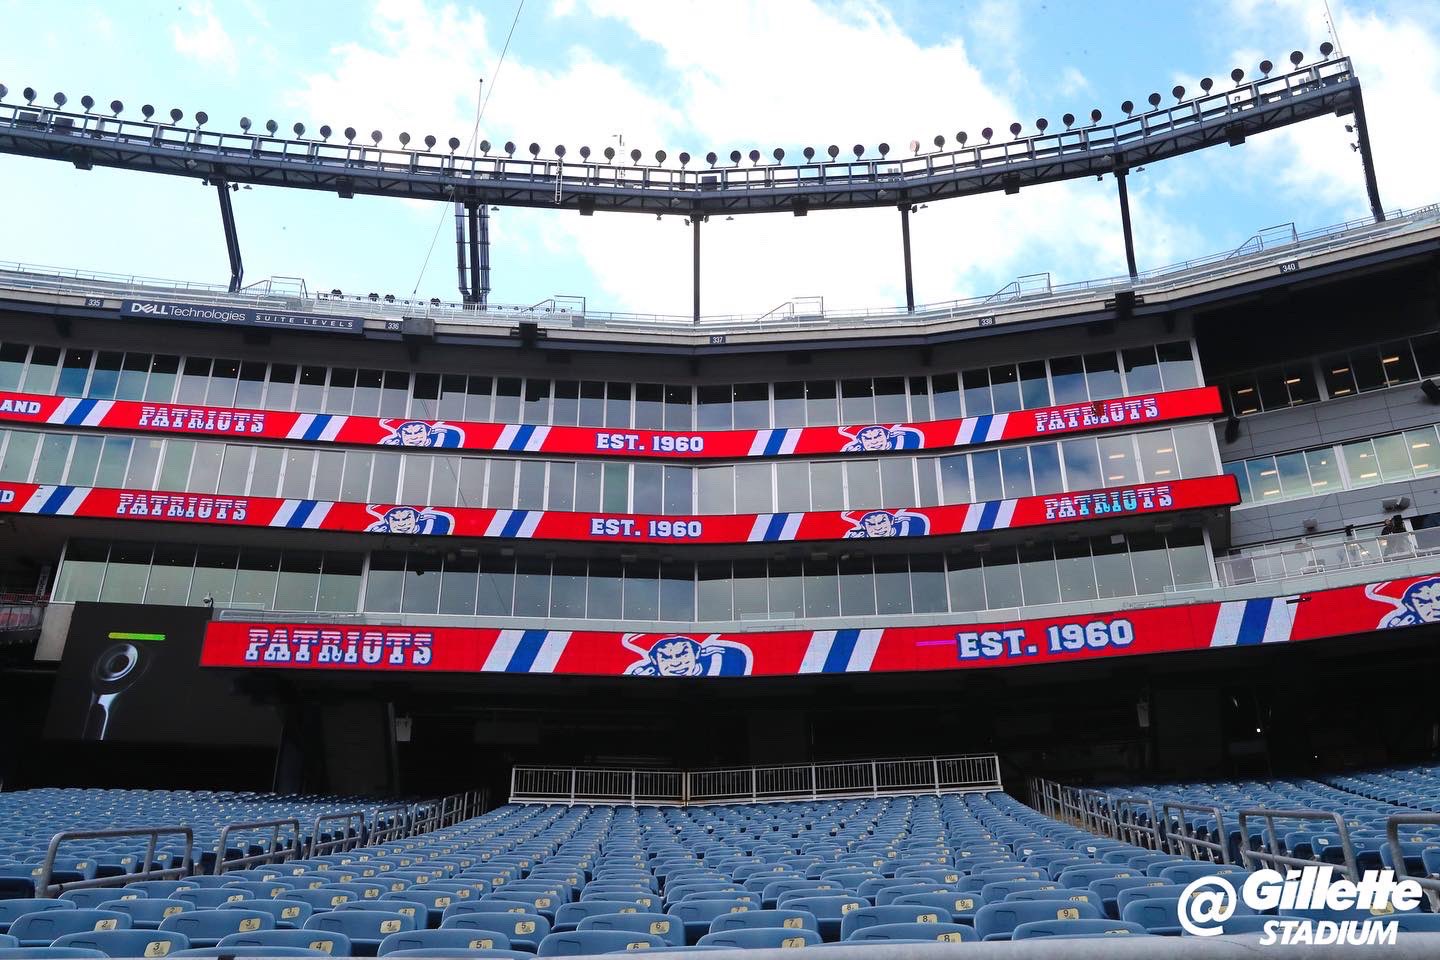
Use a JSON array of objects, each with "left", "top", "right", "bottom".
[{"left": 1, "top": 0, "right": 1437, "bottom": 316}]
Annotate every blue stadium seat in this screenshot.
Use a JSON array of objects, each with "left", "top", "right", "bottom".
[
  {"left": 705, "top": 907, "right": 818, "bottom": 937},
  {"left": 236, "top": 899, "right": 311, "bottom": 930},
  {"left": 844, "top": 922, "right": 975, "bottom": 943},
  {"left": 838, "top": 904, "right": 950, "bottom": 940},
  {"left": 0, "top": 902, "right": 76, "bottom": 935},
  {"left": 575, "top": 912, "right": 682, "bottom": 947},
  {"left": 697, "top": 927, "right": 823, "bottom": 948},
  {"left": 216, "top": 929, "right": 354, "bottom": 955},
  {"left": 1013, "top": 918, "right": 1150, "bottom": 940},
  {"left": 57, "top": 893, "right": 138, "bottom": 911},
  {"left": 439, "top": 911, "right": 550, "bottom": 951},
  {"left": 535, "top": 929, "right": 667, "bottom": 955},
  {"left": 376, "top": 928, "right": 512, "bottom": 954},
  {"left": 172, "top": 890, "right": 251, "bottom": 910},
  {"left": 304, "top": 911, "right": 413, "bottom": 956},
  {"left": 170, "top": 948, "right": 330, "bottom": 958},
  {"left": 159, "top": 910, "right": 274, "bottom": 948},
  {"left": 10, "top": 911, "right": 131, "bottom": 947},
  {"left": 974, "top": 900, "right": 1100, "bottom": 941},
  {"left": 891, "top": 891, "right": 983, "bottom": 924},
  {"left": 770, "top": 896, "right": 861, "bottom": 941},
  {"left": 97, "top": 900, "right": 190, "bottom": 931},
  {"left": 0, "top": 950, "right": 110, "bottom": 959},
  {"left": 49, "top": 930, "right": 188, "bottom": 958}
]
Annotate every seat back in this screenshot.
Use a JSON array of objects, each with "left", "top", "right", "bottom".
[
  {"left": 846, "top": 921, "right": 975, "bottom": 943},
  {"left": 974, "top": 900, "right": 1100, "bottom": 940},
  {"left": 376, "top": 928, "right": 512, "bottom": 955},
  {"left": 575, "top": 913, "right": 682, "bottom": 947},
  {"left": 158, "top": 910, "right": 273, "bottom": 946},
  {"left": 535, "top": 929, "right": 666, "bottom": 955},
  {"left": 438, "top": 911, "right": 549, "bottom": 950},
  {"left": 50, "top": 930, "right": 188, "bottom": 958},
  {"left": 697, "top": 927, "right": 822, "bottom": 948},
  {"left": 11, "top": 911, "right": 131, "bottom": 945},
  {"left": 707, "top": 908, "right": 817, "bottom": 934},
  {"left": 216, "top": 928, "right": 354, "bottom": 955},
  {"left": 1013, "top": 918, "right": 1149, "bottom": 940}
]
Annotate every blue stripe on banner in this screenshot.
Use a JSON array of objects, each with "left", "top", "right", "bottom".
[
  {"left": 64, "top": 398, "right": 98, "bottom": 426},
  {"left": 510, "top": 424, "right": 535, "bottom": 451},
  {"left": 302, "top": 415, "right": 332, "bottom": 442},
  {"left": 823, "top": 630, "right": 860, "bottom": 673},
  {"left": 978, "top": 500, "right": 1002, "bottom": 531},
  {"left": 763, "top": 431, "right": 787, "bottom": 457},
  {"left": 764, "top": 514, "right": 788, "bottom": 542},
  {"left": 1235, "top": 598, "right": 1273, "bottom": 646},
  {"left": 970, "top": 414, "right": 992, "bottom": 445},
  {"left": 285, "top": 501, "right": 317, "bottom": 529},
  {"left": 507, "top": 630, "right": 549, "bottom": 672},
  {"left": 500, "top": 511, "right": 529, "bottom": 538},
  {"left": 39, "top": 485, "right": 75, "bottom": 515}
]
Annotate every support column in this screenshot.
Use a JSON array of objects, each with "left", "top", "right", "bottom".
[
  {"left": 692, "top": 215, "right": 701, "bottom": 324},
  {"left": 477, "top": 204, "right": 491, "bottom": 307},
  {"left": 1115, "top": 169, "right": 1138, "bottom": 280},
  {"left": 1349, "top": 87, "right": 1386, "bottom": 223},
  {"left": 899, "top": 203, "right": 915, "bottom": 312},
  {"left": 213, "top": 179, "right": 243, "bottom": 293}
]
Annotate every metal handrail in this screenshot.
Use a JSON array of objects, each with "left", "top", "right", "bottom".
[
  {"left": 308, "top": 810, "right": 364, "bottom": 858},
  {"left": 1385, "top": 813, "right": 1440, "bottom": 911},
  {"left": 37, "top": 825, "right": 193, "bottom": 897},
  {"left": 1160, "top": 801, "right": 1230, "bottom": 864},
  {"left": 369, "top": 803, "right": 411, "bottom": 844},
  {"left": 1238, "top": 807, "right": 1359, "bottom": 880},
  {"left": 213, "top": 817, "right": 301, "bottom": 874},
  {"left": 1111, "top": 796, "right": 1163, "bottom": 850}
]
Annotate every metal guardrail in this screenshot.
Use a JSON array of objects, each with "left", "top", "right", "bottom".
[
  {"left": 510, "top": 755, "right": 1002, "bottom": 806},
  {"left": 1161, "top": 800, "right": 1231, "bottom": 864},
  {"left": 308, "top": 810, "right": 364, "bottom": 858},
  {"left": 1238, "top": 807, "right": 1359, "bottom": 881},
  {"left": 37, "top": 825, "right": 193, "bottom": 897},
  {"left": 1110, "top": 795, "right": 1162, "bottom": 851},
  {"left": 1218, "top": 529, "right": 1440, "bottom": 587},
  {"left": 213, "top": 817, "right": 301, "bottom": 874},
  {"left": 1385, "top": 813, "right": 1440, "bottom": 911},
  {"left": 369, "top": 803, "right": 412, "bottom": 845}
]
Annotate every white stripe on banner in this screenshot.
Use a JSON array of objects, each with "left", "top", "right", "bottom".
[
  {"left": 960, "top": 504, "right": 983, "bottom": 533},
  {"left": 747, "top": 432, "right": 771, "bottom": 457},
  {"left": 1263, "top": 597, "right": 1299, "bottom": 643},
  {"left": 59, "top": 487, "right": 89, "bottom": 515},
  {"left": 986, "top": 412, "right": 1009, "bottom": 442},
  {"left": 993, "top": 500, "right": 1018, "bottom": 530},
  {"left": 778, "top": 430, "right": 801, "bottom": 455},
  {"left": 954, "top": 419, "right": 979, "bottom": 446},
  {"left": 271, "top": 500, "right": 302, "bottom": 527},
  {"left": 847, "top": 630, "right": 884, "bottom": 671},
  {"left": 798, "top": 632, "right": 835, "bottom": 674},
  {"left": 484, "top": 511, "right": 513, "bottom": 537},
  {"left": 524, "top": 426, "right": 551, "bottom": 452},
  {"left": 303, "top": 501, "right": 333, "bottom": 529},
  {"left": 1209, "top": 601, "right": 1247, "bottom": 647},
  {"left": 497, "top": 425, "right": 521, "bottom": 450},
  {"left": 21, "top": 486, "right": 57, "bottom": 513},
  {"left": 49, "top": 398, "right": 81, "bottom": 425},
  {"left": 482, "top": 630, "right": 524, "bottom": 672},
  {"left": 780, "top": 514, "right": 803, "bottom": 540},
  {"left": 516, "top": 512, "right": 544, "bottom": 538},
  {"left": 287, "top": 414, "right": 315, "bottom": 440},
  {"left": 81, "top": 401, "right": 113, "bottom": 427},
  {"left": 318, "top": 416, "right": 347, "bottom": 442},
  {"left": 746, "top": 515, "right": 773, "bottom": 542},
  {"left": 529, "top": 632, "right": 571, "bottom": 673}
]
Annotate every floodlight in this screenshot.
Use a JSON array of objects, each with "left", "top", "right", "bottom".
[
  {"left": 803, "top": 146, "right": 815, "bottom": 161},
  {"left": 292, "top": 121, "right": 304, "bottom": 136},
  {"left": 0, "top": 84, "right": 7, "bottom": 101},
  {"left": 54, "top": 92, "right": 67, "bottom": 108},
  {"left": 1231, "top": 68, "right": 1244, "bottom": 84},
  {"left": 580, "top": 145, "right": 591, "bottom": 159},
  {"left": 449, "top": 137, "right": 461, "bottom": 151},
  {"left": 369, "top": 129, "right": 381, "bottom": 144},
  {"left": 679, "top": 151, "right": 690, "bottom": 166},
  {"left": 771, "top": 147, "right": 783, "bottom": 162},
  {"left": 1147, "top": 92, "right": 1161, "bottom": 108},
  {"left": 656, "top": 149, "right": 666, "bottom": 163},
  {"left": 1089, "top": 109, "right": 1101, "bottom": 123},
  {"left": 80, "top": 95, "right": 94, "bottom": 112},
  {"left": 424, "top": 134, "right": 436, "bottom": 150},
  {"left": 908, "top": 139, "right": 919, "bottom": 154},
  {"left": 1200, "top": 77, "right": 1213, "bottom": 92},
  {"left": 604, "top": 146, "right": 615, "bottom": 160},
  {"left": 1121, "top": 100, "right": 1133, "bottom": 116},
  {"left": 320, "top": 125, "right": 332, "bottom": 140},
  {"left": 479, "top": 138, "right": 490, "bottom": 153},
  {"left": 1036, "top": 117, "right": 1048, "bottom": 133},
  {"left": 1062, "top": 113, "right": 1074, "bottom": 129},
  {"left": 1172, "top": 85, "right": 1185, "bottom": 100},
  {"left": 109, "top": 100, "right": 122, "bottom": 116},
  {"left": 852, "top": 144, "right": 863, "bottom": 158},
  {"left": 747, "top": 148, "right": 759, "bottom": 163},
  {"left": 957, "top": 131, "right": 968, "bottom": 145},
  {"left": 827, "top": 144, "right": 840, "bottom": 159},
  {"left": 504, "top": 141, "right": 516, "bottom": 155},
  {"left": 1289, "top": 50, "right": 1303, "bottom": 67},
  {"left": 23, "top": 87, "right": 36, "bottom": 104},
  {"left": 1008, "top": 122, "right": 1021, "bottom": 137},
  {"left": 981, "top": 127, "right": 993, "bottom": 142},
  {"left": 141, "top": 103, "right": 154, "bottom": 119},
  {"left": 1259, "top": 59, "right": 1273, "bottom": 76},
  {"left": 729, "top": 149, "right": 741, "bottom": 164},
  {"left": 399, "top": 131, "right": 410, "bottom": 147},
  {"left": 932, "top": 134, "right": 944, "bottom": 149},
  {"left": 629, "top": 147, "right": 641, "bottom": 162},
  {"left": 1320, "top": 41, "right": 1334, "bottom": 57},
  {"left": 877, "top": 142, "right": 889, "bottom": 157},
  {"left": 552, "top": 144, "right": 564, "bottom": 157},
  {"left": 265, "top": 118, "right": 278, "bottom": 133},
  {"left": 705, "top": 150, "right": 717, "bottom": 165},
  {"left": 528, "top": 142, "right": 540, "bottom": 157},
  {"left": 172, "top": 108, "right": 185, "bottom": 123},
  {"left": 240, "top": 116, "right": 252, "bottom": 131}
]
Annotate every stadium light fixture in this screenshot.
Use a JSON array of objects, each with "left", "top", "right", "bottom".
[
  {"left": 370, "top": 129, "right": 381, "bottom": 145},
  {"left": 449, "top": 137, "right": 461, "bottom": 152},
  {"left": 53, "top": 92, "right": 67, "bottom": 108},
  {"left": 424, "top": 134, "right": 436, "bottom": 150},
  {"left": 705, "top": 150, "right": 715, "bottom": 166},
  {"left": 1036, "top": 118, "right": 1048, "bottom": 133},
  {"left": 877, "top": 142, "right": 889, "bottom": 158},
  {"left": 679, "top": 151, "right": 690, "bottom": 167},
  {"left": 957, "top": 131, "right": 968, "bottom": 146},
  {"left": 399, "top": 131, "right": 411, "bottom": 147},
  {"left": 1200, "top": 77, "right": 1214, "bottom": 93},
  {"left": 292, "top": 122, "right": 305, "bottom": 137},
  {"left": 579, "top": 145, "right": 590, "bottom": 160},
  {"left": 141, "top": 103, "right": 154, "bottom": 120},
  {"left": 80, "top": 95, "right": 94, "bottom": 113},
  {"left": 852, "top": 144, "right": 864, "bottom": 159},
  {"left": 479, "top": 139, "right": 490, "bottom": 154},
  {"left": 110, "top": 100, "right": 122, "bottom": 116},
  {"left": 1090, "top": 109, "right": 1102, "bottom": 123},
  {"left": 1008, "top": 122, "right": 1021, "bottom": 138},
  {"left": 553, "top": 144, "right": 564, "bottom": 157},
  {"left": 1172, "top": 85, "right": 1185, "bottom": 101},
  {"left": 747, "top": 148, "right": 759, "bottom": 164},
  {"left": 772, "top": 147, "right": 784, "bottom": 163},
  {"left": 262, "top": 118, "right": 277, "bottom": 134},
  {"left": 240, "top": 116, "right": 252, "bottom": 132},
  {"left": 1231, "top": 68, "right": 1245, "bottom": 85},
  {"left": 630, "top": 147, "right": 642, "bottom": 163},
  {"left": 1260, "top": 59, "right": 1273, "bottom": 76},
  {"left": 1290, "top": 50, "right": 1304, "bottom": 67},
  {"left": 0, "top": 84, "right": 8, "bottom": 102},
  {"left": 604, "top": 146, "right": 615, "bottom": 161},
  {"left": 1121, "top": 100, "right": 1134, "bottom": 116},
  {"left": 319, "top": 125, "right": 332, "bottom": 140},
  {"left": 195, "top": 111, "right": 208, "bottom": 127},
  {"left": 908, "top": 139, "right": 919, "bottom": 155},
  {"left": 729, "top": 149, "right": 741, "bottom": 165},
  {"left": 1321, "top": 41, "right": 1334, "bottom": 56},
  {"left": 528, "top": 142, "right": 540, "bottom": 157},
  {"left": 1147, "top": 92, "right": 1161, "bottom": 109},
  {"left": 656, "top": 149, "right": 667, "bottom": 164},
  {"left": 981, "top": 127, "right": 993, "bottom": 142},
  {"left": 803, "top": 146, "right": 815, "bottom": 161},
  {"left": 23, "top": 87, "right": 36, "bottom": 105},
  {"left": 504, "top": 141, "right": 516, "bottom": 156},
  {"left": 932, "top": 134, "right": 944, "bottom": 150},
  {"left": 170, "top": 108, "right": 183, "bottom": 123},
  {"left": 1062, "top": 113, "right": 1074, "bottom": 130},
  {"left": 826, "top": 144, "right": 839, "bottom": 160}
]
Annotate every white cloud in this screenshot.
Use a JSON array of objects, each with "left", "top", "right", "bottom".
[{"left": 170, "top": 0, "right": 237, "bottom": 74}]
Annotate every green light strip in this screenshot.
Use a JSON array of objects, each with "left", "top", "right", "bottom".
[{"left": 107, "top": 632, "right": 166, "bottom": 642}]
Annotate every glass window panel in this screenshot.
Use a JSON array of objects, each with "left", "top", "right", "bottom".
[
  {"left": 1129, "top": 532, "right": 1173, "bottom": 595},
  {"left": 456, "top": 457, "right": 486, "bottom": 507},
  {"left": 409, "top": 372, "right": 439, "bottom": 417},
  {"left": 248, "top": 446, "right": 282, "bottom": 497},
  {"left": 982, "top": 549, "right": 1022, "bottom": 608},
  {"left": 1138, "top": 430, "right": 1181, "bottom": 483},
  {"left": 698, "top": 466, "right": 734, "bottom": 514},
  {"left": 806, "top": 380, "right": 838, "bottom": 425},
  {"left": 766, "top": 559, "right": 803, "bottom": 619},
  {"left": 1121, "top": 346, "right": 1163, "bottom": 396},
  {"left": 970, "top": 450, "right": 1003, "bottom": 501},
  {"left": 233, "top": 549, "right": 280, "bottom": 609},
  {"left": 663, "top": 384, "right": 692, "bottom": 430},
  {"left": 838, "top": 556, "right": 876, "bottom": 616},
  {"left": 774, "top": 461, "right": 809, "bottom": 512},
  {"left": 873, "top": 377, "right": 907, "bottom": 422},
  {"left": 477, "top": 555, "right": 515, "bottom": 615},
  {"left": 430, "top": 456, "right": 459, "bottom": 505},
  {"left": 732, "top": 383, "right": 769, "bottom": 429},
  {"left": 1275, "top": 451, "right": 1312, "bottom": 498},
  {"left": 623, "top": 560, "right": 659, "bottom": 620},
  {"left": 803, "top": 559, "right": 839, "bottom": 618},
  {"left": 1173, "top": 423, "right": 1217, "bottom": 479},
  {"left": 1283, "top": 363, "right": 1320, "bottom": 406},
  {"left": 282, "top": 449, "right": 315, "bottom": 499},
  {"left": 265, "top": 363, "right": 297, "bottom": 411},
  {"left": 297, "top": 365, "right": 327, "bottom": 411},
  {"left": 187, "top": 441, "right": 222, "bottom": 493},
  {"left": 398, "top": 455, "right": 431, "bottom": 504},
  {"left": 931, "top": 373, "right": 961, "bottom": 419},
  {"left": 732, "top": 560, "right": 767, "bottom": 620},
  {"left": 874, "top": 555, "right": 912, "bottom": 616},
  {"left": 215, "top": 445, "right": 251, "bottom": 495},
  {"left": 1380, "top": 340, "right": 1419, "bottom": 386},
  {"left": 697, "top": 384, "right": 730, "bottom": 429},
  {"left": 880, "top": 457, "right": 916, "bottom": 506},
  {"left": 697, "top": 561, "right": 732, "bottom": 620},
  {"left": 57, "top": 349, "right": 92, "bottom": 396},
  {"left": 586, "top": 563, "right": 622, "bottom": 620},
  {"left": 365, "top": 551, "right": 405, "bottom": 612},
  {"left": 634, "top": 383, "right": 664, "bottom": 430},
  {"left": 467, "top": 376, "right": 496, "bottom": 421},
  {"left": 494, "top": 377, "right": 522, "bottom": 422},
  {"left": 516, "top": 460, "right": 546, "bottom": 510},
  {"left": 90, "top": 352, "right": 124, "bottom": 400},
  {"left": 187, "top": 546, "right": 237, "bottom": 607},
  {"left": 1342, "top": 439, "right": 1382, "bottom": 487},
  {"left": 21, "top": 346, "right": 60, "bottom": 393},
  {"left": 347, "top": 369, "right": 380, "bottom": 416},
  {"left": 1097, "top": 435, "right": 1139, "bottom": 486},
  {"left": 512, "top": 557, "right": 551, "bottom": 617},
  {"left": 99, "top": 544, "right": 152, "bottom": 604},
  {"left": 384, "top": 371, "right": 412, "bottom": 418},
  {"left": 660, "top": 561, "right": 695, "bottom": 621},
  {"left": 774, "top": 381, "right": 805, "bottom": 428},
  {"left": 485, "top": 459, "right": 515, "bottom": 508},
  {"left": 810, "top": 461, "right": 844, "bottom": 511},
  {"left": 317, "top": 553, "right": 363, "bottom": 612},
  {"left": 66, "top": 434, "right": 102, "bottom": 486},
  {"left": 1018, "top": 360, "right": 1050, "bottom": 409},
  {"left": 97, "top": 436, "right": 133, "bottom": 488},
  {"left": 1246, "top": 456, "right": 1283, "bottom": 501},
  {"left": 0, "top": 342, "right": 27, "bottom": 391},
  {"left": 1413, "top": 334, "right": 1440, "bottom": 379},
  {"left": 910, "top": 553, "right": 947, "bottom": 613},
  {"left": 1374, "top": 433, "right": 1414, "bottom": 482},
  {"left": 1092, "top": 536, "right": 1136, "bottom": 599},
  {"left": 550, "top": 559, "right": 588, "bottom": 618},
  {"left": 578, "top": 381, "right": 605, "bottom": 426},
  {"left": 633, "top": 463, "right": 663, "bottom": 514},
  {"left": 1049, "top": 355, "right": 1087, "bottom": 404},
  {"left": 574, "top": 461, "right": 602, "bottom": 511},
  {"left": 340, "top": 451, "right": 373, "bottom": 502},
  {"left": 56, "top": 540, "right": 108, "bottom": 602},
  {"left": 988, "top": 365, "right": 1021, "bottom": 414},
  {"left": 840, "top": 379, "right": 875, "bottom": 423},
  {"left": 1000, "top": 446, "right": 1032, "bottom": 498},
  {"left": 664, "top": 465, "right": 693, "bottom": 514},
  {"left": 124, "top": 437, "right": 163, "bottom": 488},
  {"left": 1256, "top": 368, "right": 1290, "bottom": 412},
  {"left": 916, "top": 456, "right": 940, "bottom": 506},
  {"left": 1167, "top": 528, "right": 1212, "bottom": 590},
  {"left": 206, "top": 359, "right": 240, "bottom": 405},
  {"left": 1228, "top": 374, "right": 1262, "bottom": 416},
  {"left": 907, "top": 376, "right": 931, "bottom": 422},
  {"left": 275, "top": 551, "right": 323, "bottom": 612},
  {"left": 434, "top": 373, "right": 465, "bottom": 420},
  {"left": 961, "top": 368, "right": 992, "bottom": 416},
  {"left": 945, "top": 551, "right": 986, "bottom": 611},
  {"left": 605, "top": 382, "right": 631, "bottom": 428},
  {"left": 142, "top": 546, "right": 191, "bottom": 605},
  {"left": 1223, "top": 461, "right": 1251, "bottom": 501},
  {"left": 111, "top": 353, "right": 146, "bottom": 401},
  {"left": 234, "top": 361, "right": 265, "bottom": 408},
  {"left": 547, "top": 460, "right": 575, "bottom": 511},
  {"left": 1351, "top": 347, "right": 1387, "bottom": 393},
  {"left": 437, "top": 553, "right": 479, "bottom": 615},
  {"left": 368, "top": 451, "right": 400, "bottom": 503},
  {"left": 1018, "top": 543, "right": 1059, "bottom": 606},
  {"left": 33, "top": 432, "right": 71, "bottom": 484},
  {"left": 158, "top": 439, "right": 195, "bottom": 491},
  {"left": 845, "top": 460, "right": 882, "bottom": 509},
  {"left": 735, "top": 463, "right": 771, "bottom": 513},
  {"left": 939, "top": 454, "right": 970, "bottom": 504},
  {"left": 602, "top": 462, "right": 629, "bottom": 512},
  {"left": 1084, "top": 351, "right": 1123, "bottom": 401},
  {"left": 1304, "top": 447, "right": 1341, "bottom": 494},
  {"left": 1030, "top": 442, "right": 1062, "bottom": 495},
  {"left": 1055, "top": 539, "right": 1097, "bottom": 602},
  {"left": 1406, "top": 427, "right": 1440, "bottom": 475},
  {"left": 1157, "top": 341, "right": 1199, "bottom": 389}
]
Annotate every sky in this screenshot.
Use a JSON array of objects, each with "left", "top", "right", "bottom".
[{"left": 1, "top": 0, "right": 1438, "bottom": 318}]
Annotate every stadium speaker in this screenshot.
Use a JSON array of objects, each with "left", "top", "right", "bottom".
[
  {"left": 401, "top": 316, "right": 434, "bottom": 339},
  {"left": 1422, "top": 379, "right": 1440, "bottom": 403},
  {"left": 512, "top": 320, "right": 543, "bottom": 347},
  {"left": 1224, "top": 416, "right": 1241, "bottom": 444}
]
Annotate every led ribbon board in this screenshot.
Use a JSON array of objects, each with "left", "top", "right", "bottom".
[
  {"left": 201, "top": 572, "right": 1440, "bottom": 677},
  {"left": 0, "top": 386, "right": 1222, "bottom": 460},
  {"left": 0, "top": 474, "right": 1240, "bottom": 545}
]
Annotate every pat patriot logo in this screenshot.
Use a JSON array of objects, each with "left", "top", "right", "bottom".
[{"left": 1178, "top": 866, "right": 1421, "bottom": 944}]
